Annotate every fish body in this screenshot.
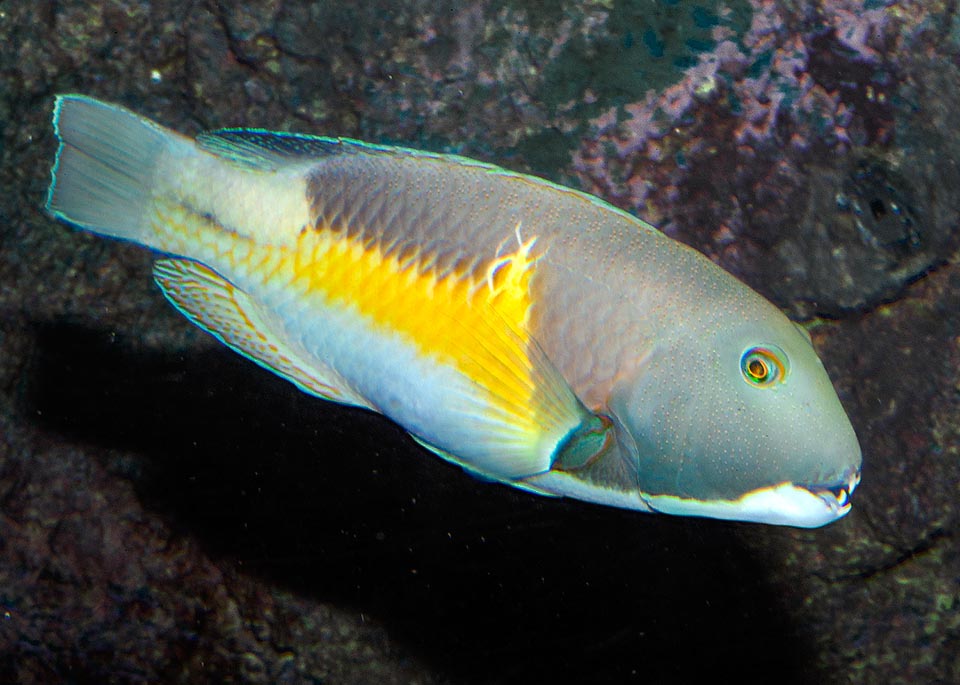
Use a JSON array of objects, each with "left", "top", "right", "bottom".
[{"left": 46, "top": 95, "right": 862, "bottom": 527}]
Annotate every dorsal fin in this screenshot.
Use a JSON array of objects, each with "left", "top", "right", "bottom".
[{"left": 196, "top": 129, "right": 389, "bottom": 171}]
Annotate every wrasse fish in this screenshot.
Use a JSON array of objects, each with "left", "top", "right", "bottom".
[{"left": 46, "top": 95, "right": 862, "bottom": 528}]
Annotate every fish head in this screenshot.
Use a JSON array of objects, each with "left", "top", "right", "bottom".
[{"left": 607, "top": 293, "right": 862, "bottom": 528}]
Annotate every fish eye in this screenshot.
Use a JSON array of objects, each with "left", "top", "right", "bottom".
[{"left": 740, "top": 346, "right": 787, "bottom": 387}]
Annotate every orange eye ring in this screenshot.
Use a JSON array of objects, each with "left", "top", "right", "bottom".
[{"left": 740, "top": 346, "right": 787, "bottom": 387}]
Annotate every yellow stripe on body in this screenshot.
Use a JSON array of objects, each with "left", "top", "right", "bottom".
[
  {"left": 148, "top": 197, "right": 580, "bottom": 464},
  {"left": 150, "top": 198, "right": 547, "bottom": 409},
  {"left": 295, "top": 221, "right": 544, "bottom": 427}
]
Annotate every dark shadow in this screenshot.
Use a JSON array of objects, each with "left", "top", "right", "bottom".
[{"left": 25, "top": 321, "right": 816, "bottom": 684}]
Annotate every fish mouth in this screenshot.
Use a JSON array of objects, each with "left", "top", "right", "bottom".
[
  {"left": 804, "top": 467, "right": 861, "bottom": 518},
  {"left": 640, "top": 466, "right": 863, "bottom": 528}
]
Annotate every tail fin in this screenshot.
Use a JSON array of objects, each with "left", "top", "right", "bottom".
[{"left": 46, "top": 95, "right": 173, "bottom": 244}]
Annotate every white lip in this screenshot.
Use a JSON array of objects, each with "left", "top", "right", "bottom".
[
  {"left": 523, "top": 468, "right": 861, "bottom": 528},
  {"left": 642, "top": 470, "right": 861, "bottom": 528}
]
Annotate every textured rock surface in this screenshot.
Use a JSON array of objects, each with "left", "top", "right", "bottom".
[{"left": 1, "top": 1, "right": 958, "bottom": 683}]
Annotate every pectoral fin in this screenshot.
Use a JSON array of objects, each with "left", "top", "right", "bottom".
[
  {"left": 411, "top": 406, "right": 617, "bottom": 499},
  {"left": 409, "top": 434, "right": 561, "bottom": 497},
  {"left": 552, "top": 413, "right": 616, "bottom": 471}
]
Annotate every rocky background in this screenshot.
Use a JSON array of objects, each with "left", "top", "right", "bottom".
[{"left": 1, "top": 0, "right": 958, "bottom": 683}]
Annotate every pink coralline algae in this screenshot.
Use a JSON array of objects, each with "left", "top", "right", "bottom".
[
  {"left": 569, "top": 0, "right": 936, "bottom": 316},
  {"left": 831, "top": 7, "right": 891, "bottom": 61},
  {"left": 577, "top": 0, "right": 892, "bottom": 187}
]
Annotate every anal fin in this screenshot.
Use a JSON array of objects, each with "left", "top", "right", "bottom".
[{"left": 153, "top": 258, "right": 370, "bottom": 409}]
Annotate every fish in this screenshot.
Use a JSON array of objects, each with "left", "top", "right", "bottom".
[{"left": 45, "top": 94, "right": 862, "bottom": 528}]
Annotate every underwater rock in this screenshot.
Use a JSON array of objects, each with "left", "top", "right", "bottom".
[{"left": 763, "top": 152, "right": 949, "bottom": 315}]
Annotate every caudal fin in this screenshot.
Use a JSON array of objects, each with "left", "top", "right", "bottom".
[{"left": 45, "top": 95, "right": 172, "bottom": 244}]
